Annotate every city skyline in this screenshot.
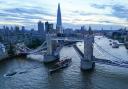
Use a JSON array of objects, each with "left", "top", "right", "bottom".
[{"left": 0, "top": 0, "right": 128, "bottom": 30}]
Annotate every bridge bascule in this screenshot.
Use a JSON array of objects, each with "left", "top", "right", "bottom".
[{"left": 15, "top": 32, "right": 128, "bottom": 71}]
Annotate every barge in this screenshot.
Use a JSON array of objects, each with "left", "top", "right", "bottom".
[{"left": 49, "top": 58, "right": 72, "bottom": 74}]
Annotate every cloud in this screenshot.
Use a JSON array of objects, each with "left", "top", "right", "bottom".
[
  {"left": 0, "top": 0, "right": 128, "bottom": 29},
  {"left": 0, "top": 6, "right": 56, "bottom": 26},
  {"left": 112, "top": 5, "right": 128, "bottom": 18},
  {"left": 0, "top": 1, "right": 4, "bottom": 4},
  {"left": 0, "top": 11, "right": 43, "bottom": 21},
  {"left": 91, "top": 4, "right": 107, "bottom": 9},
  {"left": 91, "top": 3, "right": 128, "bottom": 19},
  {"left": 4, "top": 7, "right": 55, "bottom": 16}
]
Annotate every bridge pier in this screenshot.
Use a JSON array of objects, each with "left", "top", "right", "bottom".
[
  {"left": 81, "top": 60, "right": 95, "bottom": 71},
  {"left": 81, "top": 35, "right": 95, "bottom": 71}
]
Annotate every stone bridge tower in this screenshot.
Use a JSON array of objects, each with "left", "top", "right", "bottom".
[
  {"left": 43, "top": 34, "right": 60, "bottom": 63},
  {"left": 81, "top": 30, "right": 95, "bottom": 71}
]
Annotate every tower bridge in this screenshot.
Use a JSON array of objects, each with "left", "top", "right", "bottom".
[
  {"left": 15, "top": 33, "right": 94, "bottom": 70},
  {"left": 12, "top": 3, "right": 128, "bottom": 71},
  {"left": 15, "top": 33, "right": 128, "bottom": 71}
]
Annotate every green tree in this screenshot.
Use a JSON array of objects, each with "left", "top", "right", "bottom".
[{"left": 27, "top": 38, "right": 43, "bottom": 49}]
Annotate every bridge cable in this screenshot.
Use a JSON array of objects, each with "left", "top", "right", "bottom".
[{"left": 94, "top": 42, "right": 123, "bottom": 61}]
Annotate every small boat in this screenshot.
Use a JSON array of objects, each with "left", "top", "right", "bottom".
[
  {"left": 18, "top": 71, "right": 28, "bottom": 74},
  {"left": 4, "top": 71, "right": 17, "bottom": 77},
  {"left": 112, "top": 42, "right": 119, "bottom": 48},
  {"left": 109, "top": 43, "right": 112, "bottom": 45},
  {"left": 49, "top": 58, "right": 72, "bottom": 74},
  {"left": 109, "top": 40, "right": 112, "bottom": 42}
]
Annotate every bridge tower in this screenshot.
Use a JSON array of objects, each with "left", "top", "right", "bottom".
[
  {"left": 81, "top": 33, "right": 95, "bottom": 71},
  {"left": 43, "top": 34, "right": 59, "bottom": 63}
]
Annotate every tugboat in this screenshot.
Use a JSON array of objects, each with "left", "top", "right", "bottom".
[{"left": 49, "top": 58, "right": 72, "bottom": 74}]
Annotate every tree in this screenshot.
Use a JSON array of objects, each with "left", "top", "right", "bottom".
[{"left": 27, "top": 38, "right": 43, "bottom": 49}]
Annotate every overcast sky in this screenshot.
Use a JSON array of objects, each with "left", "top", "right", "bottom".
[{"left": 0, "top": 0, "right": 128, "bottom": 30}]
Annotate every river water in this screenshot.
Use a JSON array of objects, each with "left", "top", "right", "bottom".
[{"left": 0, "top": 36, "right": 128, "bottom": 89}]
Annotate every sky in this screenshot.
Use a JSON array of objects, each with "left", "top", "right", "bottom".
[{"left": 0, "top": 0, "right": 128, "bottom": 30}]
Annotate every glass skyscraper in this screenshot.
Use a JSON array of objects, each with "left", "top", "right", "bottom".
[{"left": 56, "top": 3, "right": 62, "bottom": 33}]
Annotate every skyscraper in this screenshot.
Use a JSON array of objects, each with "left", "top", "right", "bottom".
[
  {"left": 45, "top": 22, "right": 49, "bottom": 32},
  {"left": 38, "top": 21, "right": 44, "bottom": 34},
  {"left": 56, "top": 3, "right": 62, "bottom": 33},
  {"left": 45, "top": 21, "right": 54, "bottom": 33}
]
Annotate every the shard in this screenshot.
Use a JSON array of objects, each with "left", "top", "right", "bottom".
[{"left": 56, "top": 3, "right": 62, "bottom": 33}]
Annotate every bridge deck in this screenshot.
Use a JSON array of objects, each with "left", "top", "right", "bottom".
[
  {"left": 52, "top": 37, "right": 83, "bottom": 41},
  {"left": 94, "top": 58, "right": 128, "bottom": 68}
]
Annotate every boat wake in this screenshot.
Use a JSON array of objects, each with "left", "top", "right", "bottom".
[
  {"left": 3, "top": 70, "right": 28, "bottom": 77},
  {"left": 3, "top": 66, "right": 41, "bottom": 78},
  {"left": 4, "top": 71, "right": 17, "bottom": 77}
]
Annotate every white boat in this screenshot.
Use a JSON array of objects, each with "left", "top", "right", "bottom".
[{"left": 112, "top": 42, "right": 119, "bottom": 48}]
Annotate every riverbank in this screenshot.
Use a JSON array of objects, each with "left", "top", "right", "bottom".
[{"left": 0, "top": 53, "right": 27, "bottom": 62}]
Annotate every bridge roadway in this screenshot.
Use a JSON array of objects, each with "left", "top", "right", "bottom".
[
  {"left": 93, "top": 58, "right": 128, "bottom": 68},
  {"left": 52, "top": 37, "right": 83, "bottom": 41},
  {"left": 73, "top": 44, "right": 128, "bottom": 68},
  {"left": 15, "top": 41, "right": 47, "bottom": 54}
]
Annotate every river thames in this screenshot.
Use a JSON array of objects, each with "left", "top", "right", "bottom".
[{"left": 0, "top": 36, "right": 128, "bottom": 89}]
